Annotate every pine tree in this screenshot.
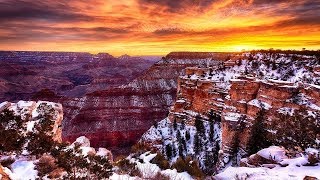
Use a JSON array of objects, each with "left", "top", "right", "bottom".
[
  {"left": 194, "top": 132, "right": 201, "bottom": 154},
  {"left": 173, "top": 118, "right": 178, "bottom": 131},
  {"left": 27, "top": 106, "right": 56, "bottom": 156},
  {"left": 172, "top": 143, "right": 177, "bottom": 157},
  {"left": 247, "top": 108, "right": 271, "bottom": 155},
  {"left": 230, "top": 115, "right": 246, "bottom": 166},
  {"left": 181, "top": 138, "right": 187, "bottom": 151},
  {"left": 195, "top": 115, "right": 205, "bottom": 136},
  {"left": 178, "top": 143, "right": 184, "bottom": 158},
  {"left": 213, "top": 141, "right": 220, "bottom": 163},
  {"left": 185, "top": 130, "right": 191, "bottom": 141},
  {"left": 165, "top": 144, "right": 172, "bottom": 159},
  {"left": 0, "top": 109, "right": 26, "bottom": 153},
  {"left": 181, "top": 120, "right": 186, "bottom": 130}
]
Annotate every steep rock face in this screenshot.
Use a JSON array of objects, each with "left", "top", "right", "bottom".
[
  {"left": 62, "top": 53, "right": 229, "bottom": 154},
  {"left": 0, "top": 100, "right": 63, "bottom": 142},
  {"left": 153, "top": 52, "right": 320, "bottom": 169}
]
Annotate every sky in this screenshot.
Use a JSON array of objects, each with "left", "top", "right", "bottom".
[{"left": 0, "top": 0, "right": 319, "bottom": 56}]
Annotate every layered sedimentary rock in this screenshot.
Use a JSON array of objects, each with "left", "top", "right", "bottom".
[
  {"left": 165, "top": 52, "right": 320, "bottom": 167},
  {"left": 62, "top": 52, "right": 229, "bottom": 154},
  {"left": 0, "top": 51, "right": 156, "bottom": 101}
]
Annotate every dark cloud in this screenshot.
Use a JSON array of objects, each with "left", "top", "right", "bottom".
[
  {"left": 0, "top": 22, "right": 133, "bottom": 42},
  {"left": 138, "top": 0, "right": 217, "bottom": 13},
  {"left": 0, "top": 0, "right": 94, "bottom": 22},
  {"left": 153, "top": 28, "right": 190, "bottom": 36}
]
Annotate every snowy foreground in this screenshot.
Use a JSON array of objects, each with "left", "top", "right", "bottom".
[
  {"left": 2, "top": 145, "right": 320, "bottom": 180},
  {"left": 215, "top": 146, "right": 320, "bottom": 180},
  {"left": 110, "top": 152, "right": 193, "bottom": 180}
]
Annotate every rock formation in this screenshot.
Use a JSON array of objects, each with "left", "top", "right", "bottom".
[
  {"left": 0, "top": 100, "right": 63, "bottom": 142},
  {"left": 62, "top": 52, "right": 230, "bottom": 154},
  {"left": 142, "top": 52, "right": 320, "bottom": 169}
]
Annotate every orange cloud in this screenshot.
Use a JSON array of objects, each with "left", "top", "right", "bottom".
[{"left": 0, "top": 0, "right": 319, "bottom": 55}]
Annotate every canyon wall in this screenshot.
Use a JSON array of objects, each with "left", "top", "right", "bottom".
[
  {"left": 62, "top": 52, "right": 231, "bottom": 154},
  {"left": 166, "top": 53, "right": 320, "bottom": 167}
]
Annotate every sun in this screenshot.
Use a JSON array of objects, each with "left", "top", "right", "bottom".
[{"left": 232, "top": 45, "right": 256, "bottom": 52}]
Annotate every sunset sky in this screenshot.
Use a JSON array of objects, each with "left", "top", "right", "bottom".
[{"left": 0, "top": 0, "right": 319, "bottom": 56}]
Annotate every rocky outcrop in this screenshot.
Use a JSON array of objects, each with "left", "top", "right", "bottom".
[
  {"left": 165, "top": 53, "right": 320, "bottom": 168},
  {"left": 0, "top": 100, "right": 63, "bottom": 142},
  {"left": 62, "top": 53, "right": 229, "bottom": 154}
]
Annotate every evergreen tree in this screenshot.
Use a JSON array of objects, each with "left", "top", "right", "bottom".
[
  {"left": 173, "top": 118, "right": 178, "bottom": 131},
  {"left": 27, "top": 106, "right": 56, "bottom": 156},
  {"left": 178, "top": 143, "right": 184, "bottom": 158},
  {"left": 181, "top": 138, "right": 187, "bottom": 151},
  {"left": 203, "top": 151, "right": 216, "bottom": 175},
  {"left": 213, "top": 141, "right": 220, "bottom": 164},
  {"left": 165, "top": 144, "right": 172, "bottom": 159},
  {"left": 0, "top": 109, "right": 26, "bottom": 153},
  {"left": 194, "top": 132, "right": 201, "bottom": 154},
  {"left": 181, "top": 120, "right": 186, "bottom": 130},
  {"left": 230, "top": 115, "right": 246, "bottom": 166},
  {"left": 271, "top": 108, "right": 320, "bottom": 150},
  {"left": 87, "top": 154, "right": 113, "bottom": 179},
  {"left": 172, "top": 143, "right": 177, "bottom": 157},
  {"left": 185, "top": 130, "right": 191, "bottom": 141},
  {"left": 247, "top": 108, "right": 271, "bottom": 155},
  {"left": 195, "top": 115, "right": 205, "bottom": 136}
]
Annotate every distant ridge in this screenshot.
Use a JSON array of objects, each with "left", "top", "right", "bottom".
[{"left": 165, "top": 51, "right": 234, "bottom": 60}]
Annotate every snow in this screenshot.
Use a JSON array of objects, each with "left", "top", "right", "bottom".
[
  {"left": 126, "top": 152, "right": 195, "bottom": 180},
  {"left": 161, "top": 169, "right": 193, "bottom": 180},
  {"left": 256, "top": 146, "right": 287, "bottom": 162},
  {"left": 10, "top": 160, "right": 37, "bottom": 180},
  {"left": 306, "top": 148, "right": 319, "bottom": 155},
  {"left": 215, "top": 163, "right": 320, "bottom": 180},
  {"left": 26, "top": 121, "right": 36, "bottom": 132},
  {"left": 248, "top": 99, "right": 272, "bottom": 110},
  {"left": 216, "top": 146, "right": 320, "bottom": 179},
  {"left": 110, "top": 173, "right": 138, "bottom": 180},
  {"left": 223, "top": 112, "right": 242, "bottom": 121},
  {"left": 80, "top": 147, "right": 96, "bottom": 156},
  {"left": 72, "top": 136, "right": 90, "bottom": 147},
  {"left": 96, "top": 148, "right": 112, "bottom": 158},
  {"left": 0, "top": 101, "right": 8, "bottom": 109}
]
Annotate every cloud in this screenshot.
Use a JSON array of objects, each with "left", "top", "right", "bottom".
[
  {"left": 138, "top": 0, "right": 217, "bottom": 13},
  {"left": 0, "top": 0, "right": 94, "bottom": 22},
  {"left": 0, "top": 0, "right": 319, "bottom": 54}
]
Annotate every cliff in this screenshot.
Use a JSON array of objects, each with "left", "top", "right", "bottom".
[
  {"left": 62, "top": 53, "right": 230, "bottom": 154},
  {"left": 141, "top": 52, "right": 320, "bottom": 170}
]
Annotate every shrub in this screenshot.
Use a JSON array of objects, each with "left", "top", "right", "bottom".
[
  {"left": 0, "top": 157, "right": 15, "bottom": 169},
  {"left": 151, "top": 172, "right": 170, "bottom": 180},
  {"left": 36, "top": 154, "right": 58, "bottom": 178},
  {"left": 131, "top": 142, "right": 150, "bottom": 154},
  {"left": 115, "top": 158, "right": 139, "bottom": 176},
  {"left": 307, "top": 153, "right": 319, "bottom": 166},
  {"left": 87, "top": 154, "right": 113, "bottom": 179},
  {"left": 151, "top": 153, "right": 170, "bottom": 170},
  {"left": 171, "top": 156, "right": 204, "bottom": 179}
]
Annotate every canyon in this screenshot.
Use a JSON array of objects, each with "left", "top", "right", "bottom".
[
  {"left": 0, "top": 51, "right": 157, "bottom": 101},
  {"left": 142, "top": 52, "right": 320, "bottom": 170},
  {"left": 62, "top": 52, "right": 232, "bottom": 154}
]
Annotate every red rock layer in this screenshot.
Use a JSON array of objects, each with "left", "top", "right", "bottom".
[{"left": 62, "top": 54, "right": 228, "bottom": 154}]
